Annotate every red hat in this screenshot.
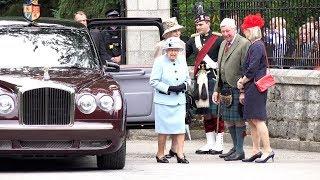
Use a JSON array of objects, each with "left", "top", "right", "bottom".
[{"left": 241, "top": 13, "right": 265, "bottom": 30}]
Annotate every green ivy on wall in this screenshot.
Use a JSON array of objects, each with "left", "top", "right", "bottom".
[
  {"left": 54, "top": 0, "right": 118, "bottom": 19},
  {"left": 0, "top": 0, "right": 119, "bottom": 19},
  {"left": 176, "top": 0, "right": 221, "bottom": 37}
]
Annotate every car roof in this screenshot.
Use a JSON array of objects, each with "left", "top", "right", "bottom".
[{"left": 0, "top": 17, "right": 86, "bottom": 29}]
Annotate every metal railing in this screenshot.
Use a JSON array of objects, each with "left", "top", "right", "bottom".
[{"left": 171, "top": 0, "right": 320, "bottom": 69}]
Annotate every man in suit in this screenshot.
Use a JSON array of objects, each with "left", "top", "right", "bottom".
[
  {"left": 186, "top": 13, "right": 225, "bottom": 155},
  {"left": 74, "top": 11, "right": 111, "bottom": 62},
  {"left": 212, "top": 18, "right": 250, "bottom": 161}
]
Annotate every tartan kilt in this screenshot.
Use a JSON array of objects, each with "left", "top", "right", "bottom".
[
  {"left": 209, "top": 101, "right": 218, "bottom": 117},
  {"left": 220, "top": 87, "right": 243, "bottom": 121}
]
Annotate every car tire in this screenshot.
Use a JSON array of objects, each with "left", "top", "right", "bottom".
[{"left": 97, "top": 141, "right": 126, "bottom": 170}]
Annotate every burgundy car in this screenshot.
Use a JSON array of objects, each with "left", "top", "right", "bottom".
[{"left": 0, "top": 17, "right": 126, "bottom": 169}]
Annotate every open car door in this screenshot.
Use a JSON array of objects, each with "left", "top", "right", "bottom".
[{"left": 88, "top": 18, "right": 164, "bottom": 129}]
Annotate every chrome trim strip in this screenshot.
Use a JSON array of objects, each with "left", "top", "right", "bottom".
[{"left": 0, "top": 122, "right": 113, "bottom": 130}]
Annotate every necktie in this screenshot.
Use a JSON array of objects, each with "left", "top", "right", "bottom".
[{"left": 224, "top": 42, "right": 231, "bottom": 52}]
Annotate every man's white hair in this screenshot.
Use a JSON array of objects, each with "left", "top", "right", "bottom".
[{"left": 220, "top": 18, "right": 236, "bottom": 28}]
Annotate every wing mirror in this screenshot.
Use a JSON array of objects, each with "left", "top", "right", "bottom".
[{"left": 105, "top": 62, "right": 120, "bottom": 72}]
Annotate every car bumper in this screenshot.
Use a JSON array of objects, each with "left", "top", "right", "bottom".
[{"left": 0, "top": 120, "right": 125, "bottom": 156}]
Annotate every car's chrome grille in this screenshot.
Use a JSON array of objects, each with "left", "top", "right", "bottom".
[
  {"left": 80, "top": 140, "right": 112, "bottom": 149},
  {"left": 20, "top": 141, "right": 73, "bottom": 149},
  {"left": 21, "top": 88, "right": 72, "bottom": 125},
  {"left": 0, "top": 141, "right": 11, "bottom": 149}
]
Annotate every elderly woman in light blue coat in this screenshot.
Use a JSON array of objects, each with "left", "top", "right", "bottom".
[{"left": 150, "top": 37, "right": 191, "bottom": 164}]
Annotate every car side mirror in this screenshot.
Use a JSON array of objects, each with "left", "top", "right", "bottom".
[{"left": 105, "top": 62, "right": 120, "bottom": 72}]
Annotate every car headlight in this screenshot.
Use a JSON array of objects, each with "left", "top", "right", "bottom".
[
  {"left": 77, "top": 94, "right": 97, "bottom": 114},
  {"left": 98, "top": 95, "right": 114, "bottom": 112},
  {"left": 0, "top": 94, "right": 15, "bottom": 114}
]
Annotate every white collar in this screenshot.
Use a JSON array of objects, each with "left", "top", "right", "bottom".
[{"left": 227, "top": 34, "right": 237, "bottom": 45}]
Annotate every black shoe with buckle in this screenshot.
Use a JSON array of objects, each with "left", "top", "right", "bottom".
[
  {"left": 219, "top": 147, "right": 236, "bottom": 158},
  {"left": 165, "top": 149, "right": 177, "bottom": 159},
  {"left": 156, "top": 156, "right": 169, "bottom": 163},
  {"left": 176, "top": 156, "right": 189, "bottom": 164},
  {"left": 195, "top": 149, "right": 211, "bottom": 154}
]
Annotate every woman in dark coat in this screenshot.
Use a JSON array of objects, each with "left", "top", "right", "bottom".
[{"left": 237, "top": 14, "right": 274, "bottom": 163}]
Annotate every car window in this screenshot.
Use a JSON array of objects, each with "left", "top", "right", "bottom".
[
  {"left": 98, "top": 25, "right": 160, "bottom": 65},
  {"left": 0, "top": 27, "right": 100, "bottom": 69},
  {"left": 126, "top": 26, "right": 160, "bottom": 65}
]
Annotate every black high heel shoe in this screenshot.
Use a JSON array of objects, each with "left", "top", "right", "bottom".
[
  {"left": 165, "top": 149, "right": 177, "bottom": 159},
  {"left": 255, "top": 151, "right": 275, "bottom": 163},
  {"left": 242, "top": 152, "right": 262, "bottom": 162},
  {"left": 176, "top": 156, "right": 189, "bottom": 164},
  {"left": 156, "top": 156, "right": 169, "bottom": 163}
]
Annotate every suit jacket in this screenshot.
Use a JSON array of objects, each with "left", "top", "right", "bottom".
[
  {"left": 90, "top": 29, "right": 112, "bottom": 62},
  {"left": 150, "top": 54, "right": 191, "bottom": 106},
  {"left": 214, "top": 34, "right": 250, "bottom": 92}
]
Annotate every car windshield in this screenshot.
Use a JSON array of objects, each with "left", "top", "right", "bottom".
[{"left": 0, "top": 27, "right": 99, "bottom": 69}]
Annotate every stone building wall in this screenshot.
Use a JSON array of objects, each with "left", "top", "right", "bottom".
[
  {"left": 267, "top": 69, "right": 320, "bottom": 152},
  {"left": 125, "top": 0, "right": 170, "bottom": 65}
]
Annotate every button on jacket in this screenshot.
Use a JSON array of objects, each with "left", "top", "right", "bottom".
[{"left": 150, "top": 54, "right": 191, "bottom": 106}]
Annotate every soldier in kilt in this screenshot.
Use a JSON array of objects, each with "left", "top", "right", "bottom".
[
  {"left": 186, "top": 13, "right": 224, "bottom": 155},
  {"left": 212, "top": 18, "right": 250, "bottom": 161}
]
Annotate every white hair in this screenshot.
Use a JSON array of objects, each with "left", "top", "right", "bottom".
[
  {"left": 220, "top": 18, "right": 237, "bottom": 28},
  {"left": 245, "top": 26, "right": 262, "bottom": 41}
]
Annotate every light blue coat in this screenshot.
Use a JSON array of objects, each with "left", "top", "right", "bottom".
[{"left": 150, "top": 54, "right": 191, "bottom": 106}]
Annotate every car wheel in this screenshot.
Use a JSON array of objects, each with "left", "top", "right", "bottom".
[{"left": 97, "top": 141, "right": 126, "bottom": 170}]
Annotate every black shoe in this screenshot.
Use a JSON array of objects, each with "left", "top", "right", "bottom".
[
  {"left": 176, "top": 156, "right": 189, "bottom": 164},
  {"left": 224, "top": 152, "right": 245, "bottom": 161},
  {"left": 219, "top": 147, "right": 236, "bottom": 158},
  {"left": 255, "top": 151, "right": 275, "bottom": 163},
  {"left": 242, "top": 152, "right": 262, "bottom": 162},
  {"left": 156, "top": 156, "right": 169, "bottom": 163},
  {"left": 209, "top": 149, "right": 223, "bottom": 155},
  {"left": 165, "top": 149, "right": 177, "bottom": 159},
  {"left": 195, "top": 149, "right": 211, "bottom": 154}
]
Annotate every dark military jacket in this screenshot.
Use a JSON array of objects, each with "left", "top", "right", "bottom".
[
  {"left": 186, "top": 30, "right": 223, "bottom": 62},
  {"left": 102, "top": 28, "right": 122, "bottom": 57}
]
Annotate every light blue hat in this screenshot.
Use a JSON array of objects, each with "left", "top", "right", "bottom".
[{"left": 164, "top": 37, "right": 183, "bottom": 50}]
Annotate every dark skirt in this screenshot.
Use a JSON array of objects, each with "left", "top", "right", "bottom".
[{"left": 243, "top": 81, "right": 267, "bottom": 120}]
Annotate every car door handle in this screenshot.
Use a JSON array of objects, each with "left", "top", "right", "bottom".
[{"left": 113, "top": 70, "right": 145, "bottom": 76}]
